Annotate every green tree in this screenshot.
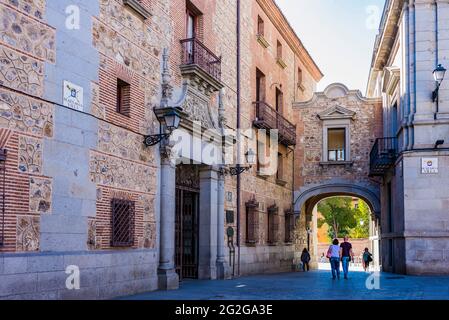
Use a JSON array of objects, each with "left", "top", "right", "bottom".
[
  {"left": 348, "top": 200, "right": 370, "bottom": 239},
  {"left": 317, "top": 197, "right": 357, "bottom": 239}
]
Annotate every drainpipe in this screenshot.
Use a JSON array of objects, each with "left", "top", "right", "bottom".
[
  {"left": 404, "top": 1, "right": 411, "bottom": 150},
  {"left": 236, "top": 0, "right": 241, "bottom": 277},
  {"left": 434, "top": 0, "right": 440, "bottom": 120},
  {"left": 411, "top": 0, "right": 417, "bottom": 148}
]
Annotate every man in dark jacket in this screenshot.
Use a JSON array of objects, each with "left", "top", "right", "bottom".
[{"left": 301, "top": 248, "right": 311, "bottom": 272}]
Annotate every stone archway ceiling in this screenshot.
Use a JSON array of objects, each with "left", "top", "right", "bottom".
[{"left": 295, "top": 183, "right": 381, "bottom": 220}]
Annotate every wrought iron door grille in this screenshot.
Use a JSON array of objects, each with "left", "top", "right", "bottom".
[
  {"left": 0, "top": 149, "right": 6, "bottom": 247},
  {"left": 111, "top": 199, "right": 135, "bottom": 247}
]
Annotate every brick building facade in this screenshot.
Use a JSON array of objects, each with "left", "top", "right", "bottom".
[
  {"left": 292, "top": 83, "right": 383, "bottom": 269},
  {"left": 0, "top": 0, "right": 321, "bottom": 299}
]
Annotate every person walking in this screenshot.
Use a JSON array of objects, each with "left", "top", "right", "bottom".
[
  {"left": 340, "top": 236, "right": 354, "bottom": 279},
  {"left": 327, "top": 239, "right": 341, "bottom": 280},
  {"left": 300, "top": 248, "right": 311, "bottom": 272},
  {"left": 362, "top": 248, "right": 373, "bottom": 272}
]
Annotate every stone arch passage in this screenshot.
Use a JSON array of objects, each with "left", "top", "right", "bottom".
[{"left": 293, "top": 183, "right": 381, "bottom": 271}]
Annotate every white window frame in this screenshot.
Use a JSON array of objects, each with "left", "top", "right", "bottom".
[{"left": 322, "top": 119, "right": 351, "bottom": 163}]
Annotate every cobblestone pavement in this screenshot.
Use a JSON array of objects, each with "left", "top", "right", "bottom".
[{"left": 121, "top": 270, "right": 449, "bottom": 300}]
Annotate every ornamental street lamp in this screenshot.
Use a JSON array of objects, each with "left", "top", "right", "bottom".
[
  {"left": 144, "top": 107, "right": 183, "bottom": 147},
  {"left": 221, "top": 149, "right": 256, "bottom": 176},
  {"left": 432, "top": 64, "right": 446, "bottom": 103}
]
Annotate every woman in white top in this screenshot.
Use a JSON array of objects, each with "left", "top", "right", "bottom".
[{"left": 327, "top": 238, "right": 341, "bottom": 280}]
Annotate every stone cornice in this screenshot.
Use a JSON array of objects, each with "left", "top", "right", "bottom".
[
  {"left": 366, "top": 0, "right": 404, "bottom": 96},
  {"left": 256, "top": 0, "right": 324, "bottom": 82}
]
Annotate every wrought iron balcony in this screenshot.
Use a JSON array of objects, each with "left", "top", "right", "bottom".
[
  {"left": 180, "top": 37, "right": 222, "bottom": 88},
  {"left": 369, "top": 137, "right": 398, "bottom": 176},
  {"left": 253, "top": 101, "right": 296, "bottom": 146}
]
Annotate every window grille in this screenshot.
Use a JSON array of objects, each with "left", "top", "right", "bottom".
[
  {"left": 267, "top": 205, "right": 279, "bottom": 245},
  {"left": 111, "top": 198, "right": 135, "bottom": 247},
  {"left": 245, "top": 199, "right": 259, "bottom": 244},
  {"left": 284, "top": 209, "right": 295, "bottom": 243}
]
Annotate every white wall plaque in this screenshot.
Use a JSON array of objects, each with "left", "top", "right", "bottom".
[
  {"left": 63, "top": 81, "right": 84, "bottom": 111},
  {"left": 421, "top": 158, "right": 438, "bottom": 174}
]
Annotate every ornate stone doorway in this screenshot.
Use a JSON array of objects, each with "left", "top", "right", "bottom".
[{"left": 175, "top": 165, "right": 200, "bottom": 280}]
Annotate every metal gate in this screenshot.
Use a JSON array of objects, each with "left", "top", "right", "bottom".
[
  {"left": 175, "top": 165, "right": 200, "bottom": 281},
  {"left": 175, "top": 188, "right": 199, "bottom": 280}
]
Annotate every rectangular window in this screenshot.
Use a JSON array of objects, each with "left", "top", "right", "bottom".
[
  {"left": 277, "top": 41, "right": 282, "bottom": 60},
  {"left": 116, "top": 79, "right": 131, "bottom": 117},
  {"left": 111, "top": 198, "right": 135, "bottom": 247},
  {"left": 0, "top": 149, "right": 6, "bottom": 247},
  {"left": 267, "top": 206, "right": 279, "bottom": 245},
  {"left": 327, "top": 128, "right": 346, "bottom": 161},
  {"left": 246, "top": 205, "right": 258, "bottom": 244},
  {"left": 275, "top": 88, "right": 283, "bottom": 114},
  {"left": 276, "top": 153, "right": 283, "bottom": 181},
  {"left": 284, "top": 211, "right": 294, "bottom": 243},
  {"left": 298, "top": 67, "right": 303, "bottom": 87},
  {"left": 256, "top": 68, "right": 266, "bottom": 102},
  {"left": 257, "top": 15, "right": 264, "bottom": 36}
]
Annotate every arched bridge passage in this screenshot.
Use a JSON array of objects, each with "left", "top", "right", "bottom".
[{"left": 294, "top": 183, "right": 381, "bottom": 219}]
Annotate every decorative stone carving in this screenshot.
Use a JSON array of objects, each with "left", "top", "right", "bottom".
[
  {"left": 89, "top": 151, "right": 156, "bottom": 193},
  {"left": 16, "top": 215, "right": 39, "bottom": 252},
  {"left": 29, "top": 177, "right": 51, "bottom": 214},
  {"left": 0, "top": 44, "right": 44, "bottom": 97},
  {"left": 0, "top": 88, "right": 53, "bottom": 137},
  {"left": 182, "top": 93, "right": 216, "bottom": 129},
  {"left": 18, "top": 135, "right": 42, "bottom": 174},
  {"left": 3, "top": 0, "right": 46, "bottom": 20},
  {"left": 176, "top": 164, "right": 200, "bottom": 190},
  {"left": 98, "top": 122, "right": 154, "bottom": 164},
  {"left": 0, "top": 4, "right": 55, "bottom": 62}
]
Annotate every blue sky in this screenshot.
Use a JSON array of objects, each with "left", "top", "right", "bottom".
[{"left": 276, "top": 0, "right": 386, "bottom": 93}]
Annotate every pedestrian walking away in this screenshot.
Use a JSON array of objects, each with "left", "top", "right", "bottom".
[
  {"left": 362, "top": 247, "right": 373, "bottom": 272},
  {"left": 340, "top": 236, "right": 354, "bottom": 279},
  {"left": 327, "top": 239, "right": 341, "bottom": 280}
]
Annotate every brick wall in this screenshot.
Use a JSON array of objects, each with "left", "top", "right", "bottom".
[{"left": 0, "top": 0, "right": 56, "bottom": 253}]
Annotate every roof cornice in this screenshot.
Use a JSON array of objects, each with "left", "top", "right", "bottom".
[{"left": 256, "top": 0, "right": 324, "bottom": 82}]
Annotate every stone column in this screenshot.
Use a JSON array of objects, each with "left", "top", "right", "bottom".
[
  {"left": 310, "top": 206, "right": 319, "bottom": 269},
  {"left": 216, "top": 172, "right": 230, "bottom": 279},
  {"left": 157, "top": 152, "right": 179, "bottom": 290},
  {"left": 198, "top": 167, "right": 219, "bottom": 280}
]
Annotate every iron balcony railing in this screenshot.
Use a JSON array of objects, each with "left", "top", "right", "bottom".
[
  {"left": 253, "top": 101, "right": 296, "bottom": 146},
  {"left": 180, "top": 37, "right": 222, "bottom": 83},
  {"left": 369, "top": 137, "right": 398, "bottom": 176}
]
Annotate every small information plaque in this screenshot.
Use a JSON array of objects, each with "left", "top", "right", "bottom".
[
  {"left": 63, "top": 81, "right": 84, "bottom": 111},
  {"left": 421, "top": 158, "right": 438, "bottom": 174}
]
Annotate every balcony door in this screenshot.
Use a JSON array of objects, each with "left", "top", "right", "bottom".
[
  {"left": 276, "top": 88, "right": 283, "bottom": 115},
  {"left": 186, "top": 10, "right": 196, "bottom": 61}
]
